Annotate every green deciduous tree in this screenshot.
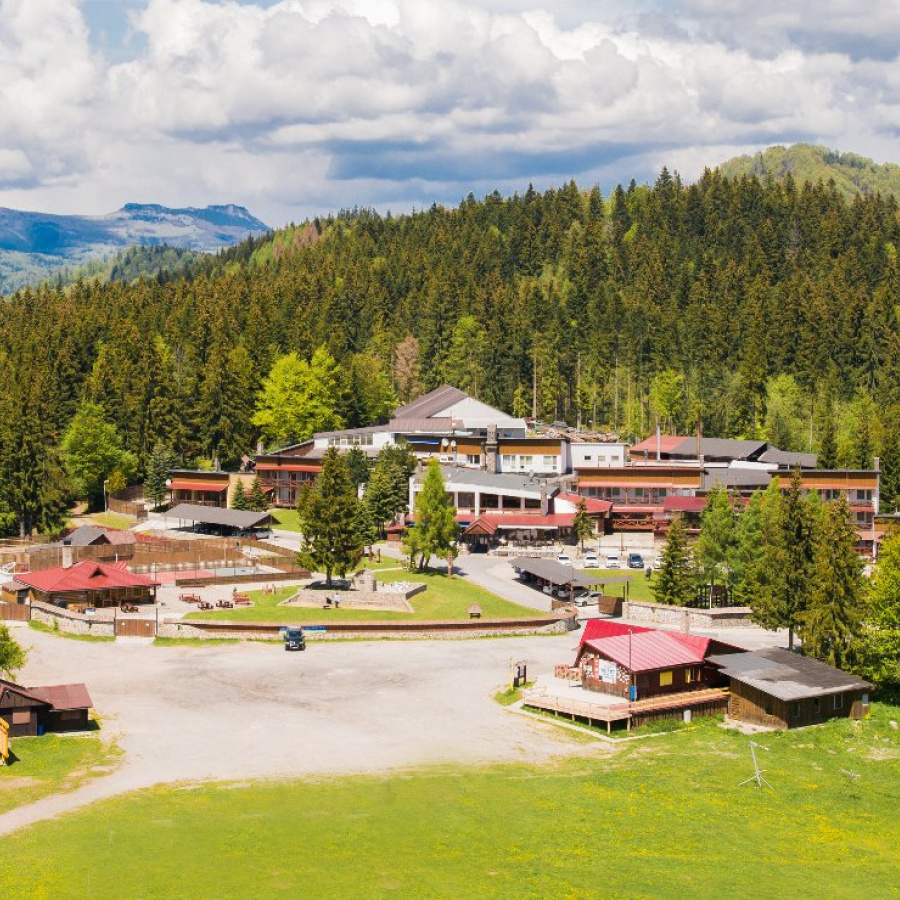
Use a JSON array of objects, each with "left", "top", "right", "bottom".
[
  {"left": 403, "top": 458, "right": 458, "bottom": 571},
  {"left": 858, "top": 529, "right": 900, "bottom": 685},
  {"left": 651, "top": 516, "right": 698, "bottom": 606},
  {"left": 0, "top": 624, "right": 26, "bottom": 679},
  {"left": 61, "top": 401, "right": 138, "bottom": 511},
  {"left": 297, "top": 448, "right": 364, "bottom": 586},
  {"left": 802, "top": 494, "right": 866, "bottom": 669},
  {"left": 253, "top": 347, "right": 344, "bottom": 448}
]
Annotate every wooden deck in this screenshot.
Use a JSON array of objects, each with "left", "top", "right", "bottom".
[{"left": 523, "top": 687, "right": 730, "bottom": 733}]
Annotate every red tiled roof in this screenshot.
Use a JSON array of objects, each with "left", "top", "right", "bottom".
[
  {"left": 28, "top": 683, "right": 93, "bottom": 710},
  {"left": 579, "top": 628, "right": 714, "bottom": 673},
  {"left": 662, "top": 496, "right": 707, "bottom": 512},
  {"left": 168, "top": 480, "right": 227, "bottom": 492},
  {"left": 17, "top": 560, "right": 160, "bottom": 593},
  {"left": 581, "top": 620, "right": 652, "bottom": 644},
  {"left": 454, "top": 513, "right": 576, "bottom": 528},
  {"left": 556, "top": 493, "right": 613, "bottom": 514},
  {"left": 254, "top": 464, "right": 322, "bottom": 473},
  {"left": 630, "top": 435, "right": 689, "bottom": 454}
]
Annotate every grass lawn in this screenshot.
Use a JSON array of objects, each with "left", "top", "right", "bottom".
[
  {"left": 85, "top": 511, "right": 135, "bottom": 531},
  {"left": 183, "top": 569, "right": 536, "bottom": 624},
  {"left": 269, "top": 507, "right": 301, "bottom": 532},
  {"left": 0, "top": 733, "right": 121, "bottom": 816},
  {"left": 583, "top": 567, "right": 655, "bottom": 602},
  {"left": 2, "top": 709, "right": 899, "bottom": 897}
]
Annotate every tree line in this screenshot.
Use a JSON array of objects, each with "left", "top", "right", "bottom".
[
  {"left": 652, "top": 474, "right": 900, "bottom": 687},
  {"left": 5, "top": 170, "right": 900, "bottom": 534}
]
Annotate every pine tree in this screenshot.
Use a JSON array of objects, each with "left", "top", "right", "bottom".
[
  {"left": 573, "top": 498, "right": 593, "bottom": 551},
  {"left": 802, "top": 494, "right": 865, "bottom": 669},
  {"left": 750, "top": 477, "right": 791, "bottom": 633},
  {"left": 730, "top": 490, "right": 766, "bottom": 608},
  {"left": 297, "top": 448, "right": 364, "bottom": 586},
  {"left": 345, "top": 446, "right": 371, "bottom": 489},
  {"left": 231, "top": 480, "right": 248, "bottom": 510},
  {"left": 145, "top": 441, "right": 177, "bottom": 510},
  {"left": 651, "top": 516, "right": 698, "bottom": 606},
  {"left": 247, "top": 476, "right": 268, "bottom": 512},
  {"left": 403, "top": 458, "right": 458, "bottom": 571},
  {"left": 818, "top": 405, "right": 838, "bottom": 468},
  {"left": 363, "top": 442, "right": 416, "bottom": 530},
  {"left": 696, "top": 484, "right": 737, "bottom": 605}
]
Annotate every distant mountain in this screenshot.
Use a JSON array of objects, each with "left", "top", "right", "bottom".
[
  {"left": 0, "top": 203, "right": 269, "bottom": 293},
  {"left": 716, "top": 143, "right": 900, "bottom": 201}
]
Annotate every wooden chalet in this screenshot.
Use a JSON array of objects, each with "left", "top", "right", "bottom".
[
  {"left": 0, "top": 679, "right": 93, "bottom": 737},
  {"left": 1, "top": 560, "right": 160, "bottom": 609},
  {"left": 707, "top": 648, "right": 872, "bottom": 729},
  {"left": 166, "top": 470, "right": 231, "bottom": 508}
]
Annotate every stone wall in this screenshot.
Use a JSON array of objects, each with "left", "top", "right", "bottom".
[
  {"left": 622, "top": 600, "right": 754, "bottom": 629},
  {"left": 30, "top": 601, "right": 116, "bottom": 638},
  {"left": 280, "top": 582, "right": 425, "bottom": 613}
]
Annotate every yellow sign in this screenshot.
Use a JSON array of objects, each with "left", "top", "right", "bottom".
[{"left": 0, "top": 716, "right": 8, "bottom": 762}]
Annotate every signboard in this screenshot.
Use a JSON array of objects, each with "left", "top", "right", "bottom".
[
  {"left": 0, "top": 716, "right": 9, "bottom": 762},
  {"left": 598, "top": 661, "right": 618, "bottom": 684}
]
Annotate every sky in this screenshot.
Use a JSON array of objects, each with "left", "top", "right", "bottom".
[{"left": 1, "top": 0, "right": 900, "bottom": 229}]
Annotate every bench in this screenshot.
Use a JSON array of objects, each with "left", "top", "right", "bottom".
[{"left": 467, "top": 603, "right": 482, "bottom": 619}]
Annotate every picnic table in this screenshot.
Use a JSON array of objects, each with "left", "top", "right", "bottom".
[
  {"left": 232, "top": 592, "right": 250, "bottom": 603},
  {"left": 120, "top": 603, "right": 138, "bottom": 613},
  {"left": 216, "top": 599, "right": 234, "bottom": 609},
  {"left": 179, "top": 593, "right": 201, "bottom": 604}
]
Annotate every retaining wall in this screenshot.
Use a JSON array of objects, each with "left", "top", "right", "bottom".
[
  {"left": 281, "top": 582, "right": 424, "bottom": 612},
  {"left": 622, "top": 600, "right": 754, "bottom": 629},
  {"left": 30, "top": 601, "right": 116, "bottom": 638}
]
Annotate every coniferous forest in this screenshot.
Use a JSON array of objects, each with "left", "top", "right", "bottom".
[{"left": 4, "top": 168, "right": 900, "bottom": 534}]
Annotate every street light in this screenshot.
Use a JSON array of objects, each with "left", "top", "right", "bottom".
[{"left": 103, "top": 478, "right": 109, "bottom": 514}]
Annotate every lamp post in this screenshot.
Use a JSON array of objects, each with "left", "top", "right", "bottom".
[{"left": 103, "top": 478, "right": 109, "bottom": 514}]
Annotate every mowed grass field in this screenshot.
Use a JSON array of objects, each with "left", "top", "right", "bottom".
[
  {"left": 584, "top": 566, "right": 655, "bottom": 601},
  {"left": 184, "top": 569, "right": 537, "bottom": 623},
  {"left": 0, "top": 734, "right": 120, "bottom": 815},
  {"left": 2, "top": 709, "right": 899, "bottom": 898}
]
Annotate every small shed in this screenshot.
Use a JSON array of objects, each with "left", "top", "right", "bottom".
[
  {"left": 0, "top": 679, "right": 93, "bottom": 737},
  {"left": 708, "top": 649, "right": 872, "bottom": 729}
]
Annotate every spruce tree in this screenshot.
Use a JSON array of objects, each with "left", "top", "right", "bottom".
[
  {"left": 145, "top": 441, "right": 176, "bottom": 510},
  {"left": 247, "top": 476, "right": 268, "bottom": 512},
  {"left": 403, "top": 458, "right": 458, "bottom": 571},
  {"left": 345, "top": 446, "right": 371, "bottom": 489},
  {"left": 573, "top": 498, "right": 593, "bottom": 551},
  {"left": 802, "top": 494, "right": 865, "bottom": 669},
  {"left": 651, "top": 516, "right": 698, "bottom": 606},
  {"left": 730, "top": 490, "right": 765, "bottom": 608},
  {"left": 297, "top": 448, "right": 364, "bottom": 586},
  {"left": 818, "top": 406, "right": 838, "bottom": 469},
  {"left": 696, "top": 484, "right": 737, "bottom": 606},
  {"left": 231, "top": 480, "right": 248, "bottom": 510}
]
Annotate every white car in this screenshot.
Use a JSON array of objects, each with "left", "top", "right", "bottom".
[
  {"left": 557, "top": 552, "right": 573, "bottom": 565},
  {"left": 574, "top": 590, "right": 600, "bottom": 607},
  {"left": 605, "top": 554, "right": 621, "bottom": 569},
  {"left": 583, "top": 551, "right": 599, "bottom": 568}
]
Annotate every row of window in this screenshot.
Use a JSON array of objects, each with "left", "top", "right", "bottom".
[
  {"left": 500, "top": 454, "right": 559, "bottom": 471},
  {"left": 327, "top": 434, "right": 374, "bottom": 446}
]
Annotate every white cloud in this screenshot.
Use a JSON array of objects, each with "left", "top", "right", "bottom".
[{"left": 0, "top": 0, "right": 899, "bottom": 225}]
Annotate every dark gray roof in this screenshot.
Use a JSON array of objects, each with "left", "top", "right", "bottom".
[
  {"left": 757, "top": 448, "right": 818, "bottom": 468},
  {"left": 391, "top": 417, "right": 457, "bottom": 433},
  {"left": 312, "top": 425, "right": 390, "bottom": 440},
  {"left": 165, "top": 504, "right": 274, "bottom": 530},
  {"left": 674, "top": 437, "right": 767, "bottom": 460},
  {"left": 393, "top": 385, "right": 468, "bottom": 421},
  {"left": 510, "top": 557, "right": 611, "bottom": 587},
  {"left": 707, "top": 648, "right": 871, "bottom": 701},
  {"left": 60, "top": 525, "right": 111, "bottom": 546}
]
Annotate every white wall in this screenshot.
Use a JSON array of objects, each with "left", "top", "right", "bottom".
[{"left": 570, "top": 443, "right": 627, "bottom": 469}]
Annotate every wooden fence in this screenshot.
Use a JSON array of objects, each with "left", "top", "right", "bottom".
[{"left": 0, "top": 601, "right": 30, "bottom": 622}]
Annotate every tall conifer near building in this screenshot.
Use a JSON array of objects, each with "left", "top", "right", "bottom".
[{"left": 651, "top": 516, "right": 697, "bottom": 606}]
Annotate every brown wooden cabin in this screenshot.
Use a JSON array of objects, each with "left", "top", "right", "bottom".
[
  {"left": 0, "top": 679, "right": 93, "bottom": 737},
  {"left": 707, "top": 648, "right": 872, "bottom": 729}
]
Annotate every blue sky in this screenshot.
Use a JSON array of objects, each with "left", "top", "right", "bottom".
[{"left": 1, "top": 0, "right": 899, "bottom": 228}]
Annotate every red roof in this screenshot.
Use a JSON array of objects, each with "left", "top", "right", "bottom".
[
  {"left": 168, "top": 480, "right": 227, "bottom": 492},
  {"left": 18, "top": 560, "right": 160, "bottom": 593},
  {"left": 662, "top": 496, "right": 707, "bottom": 513},
  {"left": 454, "top": 513, "right": 576, "bottom": 528},
  {"left": 581, "top": 619, "right": 652, "bottom": 643},
  {"left": 578, "top": 625, "right": 715, "bottom": 673},
  {"left": 556, "top": 493, "right": 613, "bottom": 514},
  {"left": 28, "top": 683, "right": 93, "bottom": 710},
  {"left": 630, "top": 435, "right": 689, "bottom": 455}
]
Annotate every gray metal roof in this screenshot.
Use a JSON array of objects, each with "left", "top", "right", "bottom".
[
  {"left": 165, "top": 504, "right": 274, "bottom": 530},
  {"left": 675, "top": 437, "right": 768, "bottom": 460},
  {"left": 757, "top": 448, "right": 818, "bottom": 468},
  {"left": 703, "top": 468, "right": 774, "bottom": 490},
  {"left": 510, "top": 557, "right": 630, "bottom": 587},
  {"left": 393, "top": 385, "right": 468, "bottom": 420},
  {"left": 420, "top": 465, "right": 558, "bottom": 495},
  {"left": 707, "top": 648, "right": 871, "bottom": 701}
]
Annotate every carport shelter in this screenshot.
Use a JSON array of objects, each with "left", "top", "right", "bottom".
[
  {"left": 707, "top": 648, "right": 872, "bottom": 729},
  {"left": 165, "top": 503, "right": 275, "bottom": 535},
  {"left": 511, "top": 557, "right": 629, "bottom": 601},
  {"left": 0, "top": 678, "right": 93, "bottom": 737},
  {"left": 3, "top": 560, "right": 159, "bottom": 609}
]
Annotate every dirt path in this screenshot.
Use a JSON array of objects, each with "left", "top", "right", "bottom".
[{"left": 0, "top": 628, "right": 604, "bottom": 836}]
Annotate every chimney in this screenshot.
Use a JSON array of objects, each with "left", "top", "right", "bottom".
[
  {"left": 656, "top": 422, "right": 661, "bottom": 462},
  {"left": 485, "top": 424, "right": 499, "bottom": 474},
  {"left": 62, "top": 545, "right": 73, "bottom": 568},
  {"left": 540, "top": 482, "right": 549, "bottom": 516},
  {"left": 213, "top": 454, "right": 221, "bottom": 472},
  {"left": 256, "top": 440, "right": 265, "bottom": 455},
  {"left": 874, "top": 456, "right": 880, "bottom": 473}
]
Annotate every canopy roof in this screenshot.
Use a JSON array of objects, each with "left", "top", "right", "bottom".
[{"left": 165, "top": 503, "right": 274, "bottom": 530}]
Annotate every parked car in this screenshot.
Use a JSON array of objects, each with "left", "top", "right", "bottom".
[
  {"left": 583, "top": 551, "right": 599, "bottom": 568},
  {"left": 628, "top": 553, "right": 645, "bottom": 569},
  {"left": 557, "top": 552, "right": 573, "bottom": 565},
  {"left": 283, "top": 627, "right": 306, "bottom": 651},
  {"left": 605, "top": 554, "right": 621, "bottom": 568},
  {"left": 574, "top": 590, "right": 600, "bottom": 607}
]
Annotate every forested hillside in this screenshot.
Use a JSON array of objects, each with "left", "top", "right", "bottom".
[
  {"left": 3, "top": 169, "right": 900, "bottom": 533},
  {"left": 718, "top": 144, "right": 900, "bottom": 203}
]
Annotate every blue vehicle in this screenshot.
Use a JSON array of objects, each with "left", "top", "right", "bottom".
[{"left": 627, "top": 553, "right": 645, "bottom": 569}]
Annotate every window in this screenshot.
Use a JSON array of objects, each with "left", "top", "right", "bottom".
[
  {"left": 833, "top": 694, "right": 843, "bottom": 710},
  {"left": 543, "top": 455, "right": 557, "bottom": 468},
  {"left": 862, "top": 693, "right": 869, "bottom": 705},
  {"left": 501, "top": 455, "right": 515, "bottom": 469},
  {"left": 791, "top": 702, "right": 801, "bottom": 719},
  {"left": 685, "top": 668, "right": 695, "bottom": 684},
  {"left": 583, "top": 455, "right": 592, "bottom": 461},
  {"left": 659, "top": 670, "right": 673, "bottom": 687},
  {"left": 813, "top": 698, "right": 821, "bottom": 714},
  {"left": 465, "top": 454, "right": 480, "bottom": 465}
]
